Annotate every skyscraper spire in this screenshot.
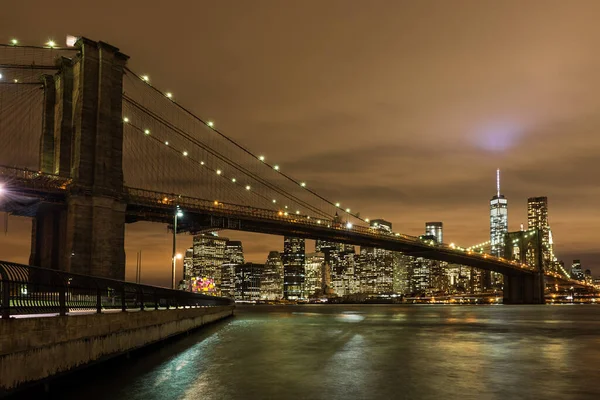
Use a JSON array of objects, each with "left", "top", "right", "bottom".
[{"left": 496, "top": 168, "right": 500, "bottom": 197}]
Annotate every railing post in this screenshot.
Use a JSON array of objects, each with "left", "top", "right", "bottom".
[
  {"left": 139, "top": 289, "right": 145, "bottom": 311},
  {"left": 59, "top": 287, "right": 67, "bottom": 316},
  {"left": 1, "top": 280, "right": 10, "bottom": 319},
  {"left": 154, "top": 291, "right": 159, "bottom": 310},
  {"left": 121, "top": 286, "right": 126, "bottom": 312},
  {"left": 96, "top": 287, "right": 102, "bottom": 314}
]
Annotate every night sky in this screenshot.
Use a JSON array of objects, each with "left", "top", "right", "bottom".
[{"left": 1, "top": 1, "right": 599, "bottom": 286}]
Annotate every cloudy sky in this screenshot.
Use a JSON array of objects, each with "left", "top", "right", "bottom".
[{"left": 1, "top": 0, "right": 599, "bottom": 286}]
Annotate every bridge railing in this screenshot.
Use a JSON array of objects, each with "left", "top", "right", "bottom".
[{"left": 0, "top": 261, "right": 233, "bottom": 319}]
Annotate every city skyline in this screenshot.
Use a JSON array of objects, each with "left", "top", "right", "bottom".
[{"left": 1, "top": 1, "right": 599, "bottom": 287}]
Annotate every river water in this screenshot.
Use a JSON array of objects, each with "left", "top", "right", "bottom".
[{"left": 50, "top": 305, "right": 600, "bottom": 400}]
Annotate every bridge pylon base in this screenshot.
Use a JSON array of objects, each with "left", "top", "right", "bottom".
[{"left": 503, "top": 273, "right": 545, "bottom": 304}]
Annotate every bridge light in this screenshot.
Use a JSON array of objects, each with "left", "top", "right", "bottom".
[
  {"left": 284, "top": 212, "right": 288, "bottom": 216},
  {"left": 214, "top": 200, "right": 219, "bottom": 205},
  {"left": 335, "top": 202, "right": 340, "bottom": 207},
  {"left": 165, "top": 141, "right": 169, "bottom": 145},
  {"left": 165, "top": 92, "right": 173, "bottom": 99},
  {"left": 317, "top": 220, "right": 321, "bottom": 224},
  {"left": 273, "top": 165, "right": 280, "bottom": 171},
  {"left": 245, "top": 185, "right": 251, "bottom": 190},
  {"left": 183, "top": 151, "right": 188, "bottom": 156},
  {"left": 272, "top": 199, "right": 276, "bottom": 203},
  {"left": 10, "top": 39, "right": 18, "bottom": 45},
  {"left": 177, "top": 210, "right": 183, "bottom": 217},
  {"left": 345, "top": 208, "right": 350, "bottom": 213},
  {"left": 207, "top": 121, "right": 214, "bottom": 127},
  {"left": 123, "top": 117, "right": 129, "bottom": 123},
  {"left": 200, "top": 161, "right": 205, "bottom": 165},
  {"left": 13, "top": 79, "right": 18, "bottom": 83},
  {"left": 284, "top": 205, "right": 288, "bottom": 209},
  {"left": 395, "top": 233, "right": 400, "bottom": 236},
  {"left": 0, "top": 73, "right": 2, "bottom": 80},
  {"left": 307, "top": 216, "right": 310, "bottom": 219},
  {"left": 346, "top": 222, "right": 353, "bottom": 229},
  {"left": 176, "top": 253, "right": 183, "bottom": 260},
  {"left": 365, "top": 218, "right": 370, "bottom": 223},
  {"left": 278, "top": 211, "right": 283, "bottom": 216},
  {"left": 216, "top": 169, "right": 222, "bottom": 175},
  {"left": 0, "top": 183, "right": 4, "bottom": 194},
  {"left": 259, "top": 155, "right": 265, "bottom": 161},
  {"left": 231, "top": 178, "right": 236, "bottom": 183},
  {"left": 144, "top": 129, "right": 150, "bottom": 135},
  {"left": 300, "top": 182, "right": 306, "bottom": 187},
  {"left": 46, "top": 40, "right": 56, "bottom": 48},
  {"left": 141, "top": 75, "right": 150, "bottom": 82},
  {"left": 296, "top": 210, "right": 300, "bottom": 214}
]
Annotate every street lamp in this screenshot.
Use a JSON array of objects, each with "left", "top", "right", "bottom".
[{"left": 172, "top": 207, "right": 183, "bottom": 289}]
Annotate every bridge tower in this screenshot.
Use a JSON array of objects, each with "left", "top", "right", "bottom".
[
  {"left": 29, "top": 38, "right": 128, "bottom": 279},
  {"left": 502, "top": 229, "right": 545, "bottom": 304}
]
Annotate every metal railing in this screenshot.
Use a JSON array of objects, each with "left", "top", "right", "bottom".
[{"left": 0, "top": 261, "right": 233, "bottom": 319}]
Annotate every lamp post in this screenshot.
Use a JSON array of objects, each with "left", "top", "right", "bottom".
[{"left": 172, "top": 206, "right": 183, "bottom": 289}]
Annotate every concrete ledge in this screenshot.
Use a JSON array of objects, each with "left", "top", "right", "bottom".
[{"left": 0, "top": 305, "right": 234, "bottom": 392}]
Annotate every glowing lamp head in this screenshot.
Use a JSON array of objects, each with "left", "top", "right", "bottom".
[
  {"left": 166, "top": 92, "right": 173, "bottom": 98},
  {"left": 176, "top": 211, "right": 183, "bottom": 217},
  {"left": 165, "top": 141, "right": 169, "bottom": 145},
  {"left": 345, "top": 208, "right": 350, "bottom": 213},
  {"left": 183, "top": 151, "right": 188, "bottom": 156},
  {"left": 144, "top": 129, "right": 150, "bottom": 135},
  {"left": 176, "top": 253, "right": 183, "bottom": 260},
  {"left": 46, "top": 40, "right": 56, "bottom": 48},
  {"left": 216, "top": 169, "right": 222, "bottom": 175},
  {"left": 141, "top": 75, "right": 150, "bottom": 82},
  {"left": 123, "top": 117, "right": 129, "bottom": 123},
  {"left": 296, "top": 210, "right": 300, "bottom": 215},
  {"left": 245, "top": 185, "right": 251, "bottom": 190},
  {"left": 207, "top": 121, "right": 214, "bottom": 127},
  {"left": 272, "top": 199, "right": 276, "bottom": 203},
  {"left": 231, "top": 178, "right": 236, "bottom": 183},
  {"left": 0, "top": 183, "right": 4, "bottom": 194},
  {"left": 10, "top": 39, "right": 18, "bottom": 45},
  {"left": 259, "top": 155, "right": 265, "bottom": 161},
  {"left": 346, "top": 222, "right": 353, "bottom": 229},
  {"left": 273, "top": 165, "right": 279, "bottom": 171},
  {"left": 300, "top": 182, "right": 306, "bottom": 187}
]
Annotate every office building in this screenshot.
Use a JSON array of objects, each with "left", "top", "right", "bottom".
[
  {"left": 221, "top": 241, "right": 244, "bottom": 298},
  {"left": 261, "top": 251, "right": 284, "bottom": 300},
  {"left": 282, "top": 236, "right": 305, "bottom": 299},
  {"left": 490, "top": 169, "right": 508, "bottom": 258},
  {"left": 527, "top": 196, "right": 552, "bottom": 269},
  {"left": 425, "top": 222, "right": 443, "bottom": 245},
  {"left": 234, "top": 263, "right": 263, "bottom": 301},
  {"left": 191, "top": 233, "right": 228, "bottom": 295}
]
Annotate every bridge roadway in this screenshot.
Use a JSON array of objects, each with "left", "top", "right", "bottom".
[{"left": 1, "top": 164, "right": 574, "bottom": 282}]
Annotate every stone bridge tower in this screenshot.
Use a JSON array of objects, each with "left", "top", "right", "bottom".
[{"left": 29, "top": 38, "right": 128, "bottom": 279}]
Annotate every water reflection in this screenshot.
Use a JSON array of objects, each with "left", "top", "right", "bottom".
[{"left": 54, "top": 305, "right": 600, "bottom": 400}]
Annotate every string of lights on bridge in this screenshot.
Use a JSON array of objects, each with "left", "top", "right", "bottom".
[
  {"left": 125, "top": 68, "right": 372, "bottom": 225},
  {"left": 123, "top": 117, "right": 335, "bottom": 223}
]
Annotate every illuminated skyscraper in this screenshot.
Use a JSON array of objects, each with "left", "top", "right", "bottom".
[
  {"left": 425, "top": 222, "right": 443, "bottom": 244},
  {"left": 282, "top": 236, "right": 305, "bottom": 299},
  {"left": 221, "top": 241, "right": 244, "bottom": 298},
  {"left": 303, "top": 252, "right": 324, "bottom": 298},
  {"left": 527, "top": 196, "right": 552, "bottom": 269},
  {"left": 234, "top": 263, "right": 262, "bottom": 301},
  {"left": 192, "top": 233, "right": 228, "bottom": 295},
  {"left": 490, "top": 169, "right": 508, "bottom": 258},
  {"left": 261, "top": 251, "right": 284, "bottom": 300}
]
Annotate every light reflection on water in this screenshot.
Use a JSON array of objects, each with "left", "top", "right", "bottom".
[{"left": 55, "top": 305, "right": 600, "bottom": 400}]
